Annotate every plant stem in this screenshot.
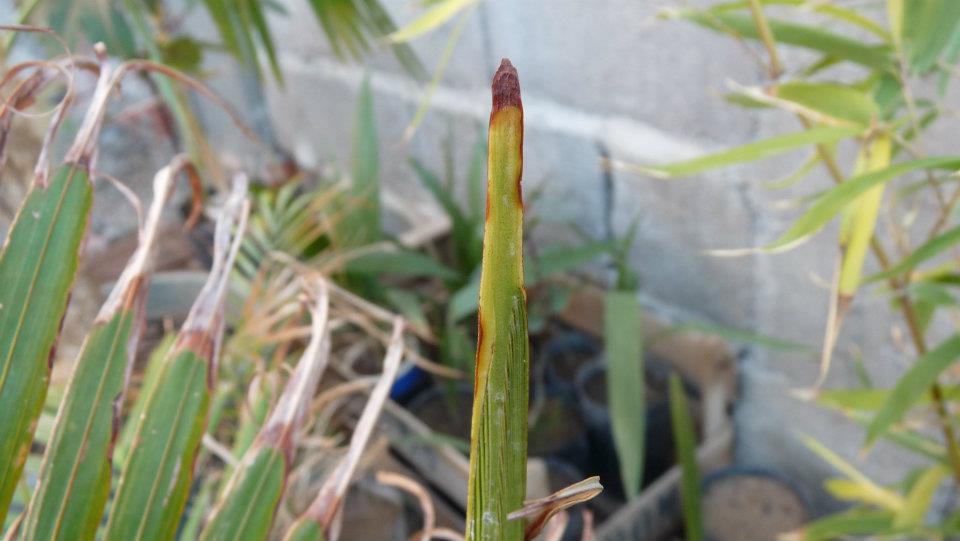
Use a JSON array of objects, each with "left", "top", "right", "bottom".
[
  {"left": 746, "top": 0, "right": 783, "bottom": 79},
  {"left": 744, "top": 0, "right": 960, "bottom": 485}
]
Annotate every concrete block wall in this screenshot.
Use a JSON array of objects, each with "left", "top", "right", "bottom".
[{"left": 213, "top": 0, "right": 925, "bottom": 512}]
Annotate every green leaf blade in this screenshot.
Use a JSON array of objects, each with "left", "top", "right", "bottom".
[
  {"left": 604, "top": 292, "right": 645, "bottom": 499},
  {"left": 866, "top": 334, "right": 960, "bottom": 448},
  {"left": 103, "top": 349, "right": 212, "bottom": 541},
  {"left": 636, "top": 126, "right": 861, "bottom": 178},
  {"left": 199, "top": 446, "right": 287, "bottom": 541},
  {"left": 669, "top": 374, "right": 703, "bottom": 541},
  {"left": 0, "top": 164, "right": 92, "bottom": 517},
  {"left": 21, "top": 310, "right": 136, "bottom": 541}
]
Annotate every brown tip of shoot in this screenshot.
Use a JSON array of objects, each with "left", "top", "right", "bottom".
[{"left": 492, "top": 58, "right": 521, "bottom": 112}]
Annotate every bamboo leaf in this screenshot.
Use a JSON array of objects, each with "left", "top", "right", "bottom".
[
  {"left": 603, "top": 291, "right": 645, "bottom": 499},
  {"left": 781, "top": 509, "right": 894, "bottom": 541},
  {"left": 899, "top": 0, "right": 960, "bottom": 73},
  {"left": 104, "top": 179, "right": 249, "bottom": 541},
  {"left": 769, "top": 157, "right": 960, "bottom": 249},
  {"left": 385, "top": 0, "right": 478, "bottom": 43},
  {"left": 867, "top": 223, "right": 960, "bottom": 283},
  {"left": 669, "top": 374, "right": 703, "bottom": 541},
  {"left": 839, "top": 135, "right": 890, "bottom": 297},
  {"left": 615, "top": 126, "right": 860, "bottom": 178},
  {"left": 866, "top": 334, "right": 960, "bottom": 448},
  {"left": 465, "top": 59, "right": 529, "bottom": 541},
  {"left": 775, "top": 82, "right": 879, "bottom": 128},
  {"left": 673, "top": 9, "right": 894, "bottom": 70},
  {"left": 0, "top": 163, "right": 92, "bottom": 518},
  {"left": 801, "top": 434, "right": 904, "bottom": 511},
  {"left": 894, "top": 465, "right": 948, "bottom": 529}
]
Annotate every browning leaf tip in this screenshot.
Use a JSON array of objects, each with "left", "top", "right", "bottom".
[{"left": 492, "top": 58, "right": 521, "bottom": 112}]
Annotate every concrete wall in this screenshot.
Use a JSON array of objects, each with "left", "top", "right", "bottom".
[{"left": 247, "top": 0, "right": 932, "bottom": 512}]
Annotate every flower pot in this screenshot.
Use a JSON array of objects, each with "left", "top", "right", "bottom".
[
  {"left": 528, "top": 394, "right": 590, "bottom": 470},
  {"left": 541, "top": 331, "right": 601, "bottom": 398},
  {"left": 574, "top": 359, "right": 675, "bottom": 500},
  {"left": 701, "top": 466, "right": 808, "bottom": 541}
]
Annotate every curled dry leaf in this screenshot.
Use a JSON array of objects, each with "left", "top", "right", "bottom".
[{"left": 506, "top": 477, "right": 603, "bottom": 541}]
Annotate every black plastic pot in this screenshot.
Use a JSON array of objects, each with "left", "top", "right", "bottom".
[
  {"left": 528, "top": 394, "right": 590, "bottom": 470},
  {"left": 574, "top": 359, "right": 674, "bottom": 500},
  {"left": 405, "top": 384, "right": 473, "bottom": 442},
  {"left": 540, "top": 332, "right": 601, "bottom": 398}
]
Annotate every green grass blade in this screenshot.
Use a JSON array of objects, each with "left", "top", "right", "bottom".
[
  {"left": 465, "top": 59, "right": 528, "bottom": 541},
  {"left": 0, "top": 163, "right": 91, "bottom": 518},
  {"left": 866, "top": 334, "right": 960, "bottom": 448},
  {"left": 603, "top": 291, "right": 645, "bottom": 499},
  {"left": 669, "top": 374, "right": 703, "bottom": 541},
  {"left": 104, "top": 180, "right": 249, "bottom": 541}
]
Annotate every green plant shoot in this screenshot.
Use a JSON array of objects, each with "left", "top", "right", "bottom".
[{"left": 465, "top": 58, "right": 529, "bottom": 541}]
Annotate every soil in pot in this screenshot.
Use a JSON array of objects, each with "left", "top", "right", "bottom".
[{"left": 702, "top": 467, "right": 808, "bottom": 541}]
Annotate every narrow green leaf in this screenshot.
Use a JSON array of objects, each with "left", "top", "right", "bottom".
[
  {"left": 529, "top": 241, "right": 611, "bottom": 280},
  {"left": 347, "top": 75, "right": 380, "bottom": 246},
  {"left": 627, "top": 126, "right": 860, "bottom": 178},
  {"left": 344, "top": 247, "right": 460, "bottom": 281},
  {"left": 900, "top": 0, "right": 960, "bottom": 73},
  {"left": 894, "top": 465, "right": 948, "bottom": 528},
  {"left": 787, "top": 509, "right": 894, "bottom": 541},
  {"left": 22, "top": 156, "right": 190, "bottom": 541},
  {"left": 113, "top": 333, "right": 175, "bottom": 466},
  {"left": 0, "top": 164, "right": 91, "bottom": 518},
  {"left": 838, "top": 135, "right": 890, "bottom": 297},
  {"left": 603, "top": 292, "right": 645, "bottom": 499},
  {"left": 675, "top": 9, "right": 894, "bottom": 70},
  {"left": 198, "top": 447, "right": 286, "bottom": 541},
  {"left": 669, "top": 374, "right": 703, "bottom": 541},
  {"left": 775, "top": 82, "right": 879, "bottom": 128},
  {"left": 711, "top": 1, "right": 891, "bottom": 40},
  {"left": 866, "top": 334, "right": 960, "bottom": 447},
  {"left": 104, "top": 180, "right": 248, "bottom": 541},
  {"left": 769, "top": 157, "right": 960, "bottom": 249},
  {"left": 282, "top": 520, "right": 326, "bottom": 541},
  {"left": 385, "top": 0, "right": 478, "bottom": 43},
  {"left": 802, "top": 435, "right": 904, "bottom": 511},
  {"left": 466, "top": 59, "right": 528, "bottom": 541},
  {"left": 867, "top": 224, "right": 960, "bottom": 283}
]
